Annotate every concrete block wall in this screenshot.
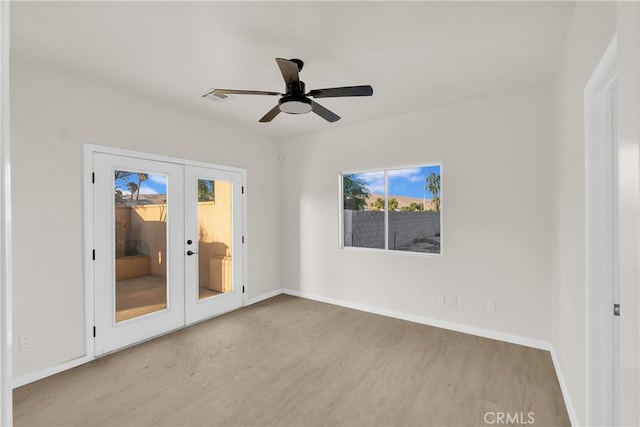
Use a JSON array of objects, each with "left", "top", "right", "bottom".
[
  {"left": 344, "top": 210, "right": 440, "bottom": 249},
  {"left": 389, "top": 211, "right": 440, "bottom": 249},
  {"left": 344, "top": 210, "right": 385, "bottom": 248}
]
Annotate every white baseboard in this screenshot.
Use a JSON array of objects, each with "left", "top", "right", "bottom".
[
  {"left": 550, "top": 347, "right": 578, "bottom": 426},
  {"left": 283, "top": 288, "right": 551, "bottom": 350},
  {"left": 247, "top": 288, "right": 284, "bottom": 306},
  {"left": 13, "top": 354, "right": 92, "bottom": 389},
  {"left": 13, "top": 287, "right": 577, "bottom": 427},
  {"left": 282, "top": 288, "right": 577, "bottom": 425}
]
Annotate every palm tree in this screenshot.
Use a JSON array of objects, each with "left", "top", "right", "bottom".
[
  {"left": 198, "top": 179, "right": 215, "bottom": 202},
  {"left": 136, "top": 173, "right": 148, "bottom": 201},
  {"left": 343, "top": 175, "right": 371, "bottom": 210},
  {"left": 372, "top": 197, "right": 385, "bottom": 211},
  {"left": 426, "top": 173, "right": 441, "bottom": 212},
  {"left": 114, "top": 170, "right": 133, "bottom": 203},
  {"left": 127, "top": 182, "right": 138, "bottom": 201},
  {"left": 114, "top": 188, "right": 124, "bottom": 203},
  {"left": 388, "top": 198, "right": 399, "bottom": 211},
  {"left": 401, "top": 202, "right": 423, "bottom": 212},
  {"left": 114, "top": 170, "right": 132, "bottom": 182}
]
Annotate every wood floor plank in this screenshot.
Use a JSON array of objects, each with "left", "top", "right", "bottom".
[{"left": 13, "top": 295, "right": 570, "bottom": 426}]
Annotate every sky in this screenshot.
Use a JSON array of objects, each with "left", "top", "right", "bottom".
[
  {"left": 115, "top": 171, "right": 167, "bottom": 196},
  {"left": 114, "top": 166, "right": 441, "bottom": 199},
  {"left": 350, "top": 165, "right": 441, "bottom": 199}
]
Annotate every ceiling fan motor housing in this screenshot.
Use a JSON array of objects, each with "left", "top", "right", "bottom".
[
  {"left": 280, "top": 79, "right": 312, "bottom": 114},
  {"left": 287, "top": 80, "right": 305, "bottom": 96}
]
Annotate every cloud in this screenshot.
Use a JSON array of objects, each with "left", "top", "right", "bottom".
[
  {"left": 357, "top": 171, "right": 385, "bottom": 194},
  {"left": 351, "top": 166, "right": 438, "bottom": 196},
  {"left": 139, "top": 184, "right": 159, "bottom": 195},
  {"left": 407, "top": 174, "right": 425, "bottom": 183},
  {"left": 388, "top": 167, "right": 421, "bottom": 178},
  {"left": 147, "top": 174, "right": 167, "bottom": 185},
  {"left": 388, "top": 167, "right": 423, "bottom": 182},
  {"left": 358, "top": 171, "right": 384, "bottom": 180}
]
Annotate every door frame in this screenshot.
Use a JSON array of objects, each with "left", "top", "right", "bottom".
[
  {"left": 584, "top": 35, "right": 618, "bottom": 425},
  {"left": 83, "top": 143, "right": 248, "bottom": 359}
]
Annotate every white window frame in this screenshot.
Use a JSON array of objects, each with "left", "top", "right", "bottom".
[{"left": 339, "top": 163, "right": 443, "bottom": 257}]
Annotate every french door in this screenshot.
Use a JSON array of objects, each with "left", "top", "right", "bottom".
[
  {"left": 184, "top": 165, "right": 244, "bottom": 324},
  {"left": 92, "top": 152, "right": 244, "bottom": 356}
]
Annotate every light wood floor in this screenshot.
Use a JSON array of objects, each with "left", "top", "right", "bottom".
[{"left": 13, "top": 295, "right": 570, "bottom": 426}]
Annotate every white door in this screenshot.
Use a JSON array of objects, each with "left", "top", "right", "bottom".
[
  {"left": 184, "top": 166, "right": 244, "bottom": 325},
  {"left": 92, "top": 151, "right": 245, "bottom": 355},
  {"left": 93, "top": 153, "right": 185, "bottom": 355}
]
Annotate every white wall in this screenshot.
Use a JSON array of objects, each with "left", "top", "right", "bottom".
[
  {"left": 10, "top": 58, "right": 282, "bottom": 378},
  {"left": 0, "top": 0, "right": 12, "bottom": 423},
  {"left": 549, "top": 2, "right": 617, "bottom": 425},
  {"left": 280, "top": 85, "right": 552, "bottom": 343},
  {"left": 615, "top": 3, "right": 639, "bottom": 425}
]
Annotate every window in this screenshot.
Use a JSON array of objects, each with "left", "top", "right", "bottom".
[{"left": 342, "top": 165, "right": 441, "bottom": 254}]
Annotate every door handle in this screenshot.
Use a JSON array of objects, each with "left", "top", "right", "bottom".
[{"left": 186, "top": 250, "right": 198, "bottom": 256}]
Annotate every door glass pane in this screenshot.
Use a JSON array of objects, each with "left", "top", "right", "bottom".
[
  {"left": 114, "top": 170, "right": 168, "bottom": 322},
  {"left": 197, "top": 179, "right": 233, "bottom": 300}
]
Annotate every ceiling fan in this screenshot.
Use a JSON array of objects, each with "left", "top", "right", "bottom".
[{"left": 207, "top": 58, "right": 373, "bottom": 123}]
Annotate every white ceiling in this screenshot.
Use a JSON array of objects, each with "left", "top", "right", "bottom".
[{"left": 10, "top": 1, "right": 575, "bottom": 140}]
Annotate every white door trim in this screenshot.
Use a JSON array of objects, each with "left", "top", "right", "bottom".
[{"left": 584, "top": 34, "right": 618, "bottom": 426}]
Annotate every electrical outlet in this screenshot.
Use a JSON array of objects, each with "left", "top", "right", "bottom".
[
  {"left": 448, "top": 295, "right": 457, "bottom": 306},
  {"left": 19, "top": 334, "right": 33, "bottom": 350},
  {"left": 437, "top": 294, "right": 445, "bottom": 304},
  {"left": 487, "top": 301, "right": 496, "bottom": 313}
]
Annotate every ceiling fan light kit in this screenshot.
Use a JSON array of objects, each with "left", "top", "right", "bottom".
[
  {"left": 279, "top": 95, "right": 312, "bottom": 114},
  {"left": 209, "top": 58, "right": 373, "bottom": 123}
]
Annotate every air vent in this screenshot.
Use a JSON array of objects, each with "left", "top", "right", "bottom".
[{"left": 201, "top": 89, "right": 234, "bottom": 104}]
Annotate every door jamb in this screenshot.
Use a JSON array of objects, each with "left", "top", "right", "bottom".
[{"left": 584, "top": 34, "right": 618, "bottom": 426}]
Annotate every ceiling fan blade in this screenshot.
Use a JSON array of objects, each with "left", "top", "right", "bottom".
[
  {"left": 259, "top": 105, "right": 281, "bottom": 122},
  {"left": 275, "top": 58, "right": 301, "bottom": 88},
  {"left": 209, "top": 89, "right": 282, "bottom": 96},
  {"left": 311, "top": 100, "right": 340, "bottom": 123},
  {"left": 308, "top": 85, "right": 373, "bottom": 98}
]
